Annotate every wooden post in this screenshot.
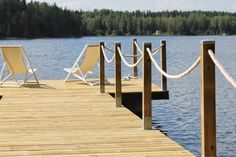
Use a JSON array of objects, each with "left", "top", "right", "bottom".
[
  {"left": 200, "top": 40, "right": 216, "bottom": 157},
  {"left": 142, "top": 43, "right": 152, "bottom": 130},
  {"left": 99, "top": 42, "right": 105, "bottom": 93},
  {"left": 115, "top": 43, "right": 122, "bottom": 107},
  {"left": 160, "top": 40, "right": 167, "bottom": 91},
  {"left": 132, "top": 38, "right": 138, "bottom": 77}
]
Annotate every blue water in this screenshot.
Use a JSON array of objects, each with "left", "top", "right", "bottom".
[{"left": 0, "top": 36, "right": 236, "bottom": 157}]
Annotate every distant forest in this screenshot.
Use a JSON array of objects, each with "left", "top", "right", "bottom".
[{"left": 1, "top": 0, "right": 236, "bottom": 38}]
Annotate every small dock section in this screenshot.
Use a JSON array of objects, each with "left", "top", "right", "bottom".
[
  {"left": 106, "top": 78, "right": 169, "bottom": 99},
  {"left": 0, "top": 80, "right": 193, "bottom": 156}
]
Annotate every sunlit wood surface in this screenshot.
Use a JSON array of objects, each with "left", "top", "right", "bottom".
[{"left": 0, "top": 80, "right": 193, "bottom": 156}]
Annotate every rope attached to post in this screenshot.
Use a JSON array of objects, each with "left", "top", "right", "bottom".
[
  {"left": 147, "top": 48, "right": 201, "bottom": 80},
  {"left": 122, "top": 53, "right": 142, "bottom": 58},
  {"left": 117, "top": 47, "right": 143, "bottom": 68},
  {"left": 134, "top": 41, "right": 164, "bottom": 55},
  {"left": 101, "top": 45, "right": 115, "bottom": 63},
  {"left": 151, "top": 44, "right": 164, "bottom": 55},
  {"left": 208, "top": 49, "right": 236, "bottom": 88},
  {"left": 134, "top": 41, "right": 143, "bottom": 54},
  {"left": 104, "top": 46, "right": 115, "bottom": 53}
]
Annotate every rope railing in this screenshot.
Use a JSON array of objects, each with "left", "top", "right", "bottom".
[
  {"left": 100, "top": 40, "right": 234, "bottom": 157},
  {"left": 208, "top": 49, "right": 236, "bottom": 88},
  {"left": 122, "top": 53, "right": 142, "bottom": 58},
  {"left": 134, "top": 41, "right": 164, "bottom": 55},
  {"left": 117, "top": 47, "right": 143, "bottom": 68},
  {"left": 104, "top": 45, "right": 115, "bottom": 53},
  {"left": 134, "top": 41, "right": 143, "bottom": 54},
  {"left": 147, "top": 48, "right": 201, "bottom": 80},
  {"left": 101, "top": 45, "right": 115, "bottom": 63},
  {"left": 151, "top": 44, "right": 164, "bottom": 55}
]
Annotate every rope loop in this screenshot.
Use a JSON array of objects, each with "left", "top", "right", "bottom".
[
  {"left": 104, "top": 46, "right": 115, "bottom": 53},
  {"left": 147, "top": 48, "right": 200, "bottom": 80},
  {"left": 151, "top": 44, "right": 164, "bottom": 56},
  {"left": 101, "top": 45, "right": 115, "bottom": 63},
  {"left": 134, "top": 41, "right": 164, "bottom": 56},
  {"left": 208, "top": 49, "right": 236, "bottom": 88},
  {"left": 117, "top": 47, "right": 143, "bottom": 68},
  {"left": 134, "top": 41, "right": 143, "bottom": 54},
  {"left": 122, "top": 53, "right": 142, "bottom": 58}
]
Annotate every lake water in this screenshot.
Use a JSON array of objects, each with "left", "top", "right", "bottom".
[{"left": 0, "top": 36, "right": 236, "bottom": 157}]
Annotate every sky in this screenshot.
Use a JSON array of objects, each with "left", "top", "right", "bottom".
[{"left": 26, "top": 0, "right": 236, "bottom": 12}]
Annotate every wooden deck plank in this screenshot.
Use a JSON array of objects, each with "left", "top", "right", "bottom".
[{"left": 0, "top": 80, "right": 193, "bottom": 156}]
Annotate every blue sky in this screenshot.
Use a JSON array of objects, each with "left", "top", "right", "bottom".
[{"left": 26, "top": 0, "right": 236, "bottom": 12}]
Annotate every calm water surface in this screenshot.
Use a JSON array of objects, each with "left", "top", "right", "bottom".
[{"left": 0, "top": 36, "right": 236, "bottom": 157}]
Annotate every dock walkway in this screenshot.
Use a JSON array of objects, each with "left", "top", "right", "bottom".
[{"left": 0, "top": 80, "right": 194, "bottom": 156}]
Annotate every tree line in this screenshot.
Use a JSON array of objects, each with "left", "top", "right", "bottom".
[{"left": 1, "top": 0, "right": 236, "bottom": 38}]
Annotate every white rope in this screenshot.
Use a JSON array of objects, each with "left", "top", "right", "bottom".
[
  {"left": 208, "top": 50, "right": 236, "bottom": 88},
  {"left": 151, "top": 44, "right": 164, "bottom": 56},
  {"left": 122, "top": 53, "right": 142, "bottom": 58},
  {"left": 147, "top": 48, "right": 201, "bottom": 80},
  {"left": 134, "top": 41, "right": 143, "bottom": 54},
  {"left": 134, "top": 41, "right": 163, "bottom": 56},
  {"left": 101, "top": 46, "right": 115, "bottom": 63},
  {"left": 117, "top": 47, "right": 143, "bottom": 68},
  {"left": 104, "top": 46, "right": 115, "bottom": 53}
]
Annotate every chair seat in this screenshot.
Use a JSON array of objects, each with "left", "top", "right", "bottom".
[
  {"left": 0, "top": 45, "right": 39, "bottom": 87},
  {"left": 63, "top": 44, "right": 100, "bottom": 85}
]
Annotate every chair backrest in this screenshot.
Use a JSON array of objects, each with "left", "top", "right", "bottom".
[
  {"left": 79, "top": 45, "right": 100, "bottom": 73},
  {"left": 0, "top": 46, "right": 27, "bottom": 74}
]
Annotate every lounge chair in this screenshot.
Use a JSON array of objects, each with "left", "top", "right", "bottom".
[
  {"left": 0, "top": 45, "right": 39, "bottom": 87},
  {"left": 64, "top": 44, "right": 100, "bottom": 85}
]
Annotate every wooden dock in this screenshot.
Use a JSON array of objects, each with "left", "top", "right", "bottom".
[{"left": 0, "top": 80, "right": 194, "bottom": 156}]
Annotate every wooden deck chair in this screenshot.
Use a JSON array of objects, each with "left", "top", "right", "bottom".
[
  {"left": 0, "top": 45, "right": 39, "bottom": 87},
  {"left": 64, "top": 44, "right": 100, "bottom": 85}
]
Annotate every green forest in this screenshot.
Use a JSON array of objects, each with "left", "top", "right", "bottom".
[{"left": 1, "top": 0, "right": 236, "bottom": 38}]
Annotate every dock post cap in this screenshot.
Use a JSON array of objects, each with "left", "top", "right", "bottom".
[
  {"left": 143, "top": 42, "right": 152, "bottom": 46},
  {"left": 201, "top": 40, "right": 215, "bottom": 44}
]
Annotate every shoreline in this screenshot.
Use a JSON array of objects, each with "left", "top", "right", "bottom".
[{"left": 0, "top": 34, "right": 235, "bottom": 40}]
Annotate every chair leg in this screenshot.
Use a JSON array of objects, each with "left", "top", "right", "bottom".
[
  {"left": 24, "top": 69, "right": 39, "bottom": 85},
  {"left": 0, "top": 73, "right": 13, "bottom": 85},
  {"left": 12, "top": 74, "right": 23, "bottom": 86},
  {"left": 24, "top": 72, "right": 29, "bottom": 84},
  {"left": 64, "top": 72, "right": 72, "bottom": 83},
  {"left": 0, "top": 64, "right": 6, "bottom": 80},
  {"left": 32, "top": 71, "right": 39, "bottom": 84}
]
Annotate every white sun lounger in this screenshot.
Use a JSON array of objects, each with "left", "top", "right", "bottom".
[
  {"left": 64, "top": 44, "right": 100, "bottom": 85},
  {"left": 0, "top": 45, "right": 39, "bottom": 87}
]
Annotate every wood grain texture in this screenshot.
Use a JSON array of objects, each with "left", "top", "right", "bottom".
[
  {"left": 115, "top": 43, "right": 122, "bottom": 107},
  {"left": 200, "top": 40, "right": 216, "bottom": 157},
  {"left": 0, "top": 80, "right": 194, "bottom": 157},
  {"left": 142, "top": 43, "right": 152, "bottom": 130},
  {"left": 160, "top": 40, "right": 167, "bottom": 91},
  {"left": 99, "top": 42, "right": 105, "bottom": 93},
  {"left": 132, "top": 38, "right": 138, "bottom": 77}
]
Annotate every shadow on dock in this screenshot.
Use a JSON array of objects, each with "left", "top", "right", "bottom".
[{"left": 109, "top": 92, "right": 169, "bottom": 136}]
